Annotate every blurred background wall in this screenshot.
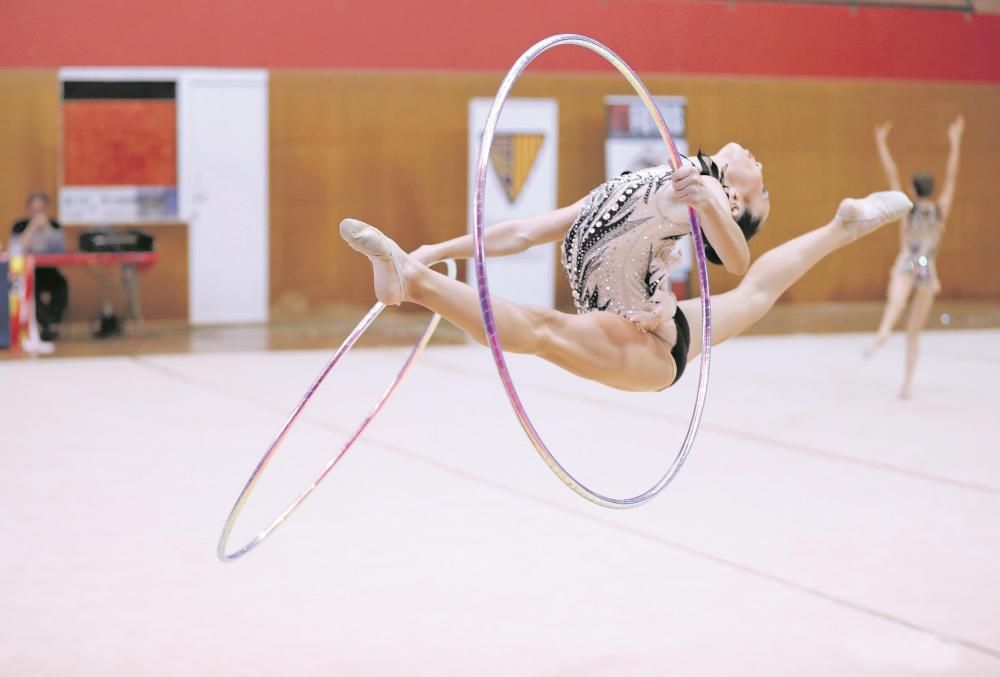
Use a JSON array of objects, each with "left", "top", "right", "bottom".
[{"left": 1, "top": 0, "right": 998, "bottom": 321}]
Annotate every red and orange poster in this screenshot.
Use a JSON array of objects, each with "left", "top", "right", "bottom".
[{"left": 60, "top": 81, "right": 178, "bottom": 223}]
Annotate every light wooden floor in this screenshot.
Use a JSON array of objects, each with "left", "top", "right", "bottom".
[{"left": 1, "top": 326, "right": 998, "bottom": 675}]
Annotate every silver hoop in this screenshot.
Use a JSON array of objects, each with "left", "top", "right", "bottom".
[{"left": 472, "top": 34, "right": 713, "bottom": 508}]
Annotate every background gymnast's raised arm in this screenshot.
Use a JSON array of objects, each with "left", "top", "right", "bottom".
[
  {"left": 875, "top": 121, "right": 907, "bottom": 249},
  {"left": 875, "top": 122, "right": 903, "bottom": 193},
  {"left": 938, "top": 114, "right": 965, "bottom": 225}
]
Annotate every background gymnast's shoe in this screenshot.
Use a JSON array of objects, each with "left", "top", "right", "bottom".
[
  {"left": 339, "top": 218, "right": 406, "bottom": 305},
  {"left": 837, "top": 191, "right": 912, "bottom": 239}
]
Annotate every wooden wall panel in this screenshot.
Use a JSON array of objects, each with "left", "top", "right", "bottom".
[
  {"left": 270, "top": 71, "right": 1000, "bottom": 315},
  {"left": 0, "top": 71, "right": 59, "bottom": 242},
  {"left": 9, "top": 69, "right": 991, "bottom": 327}
]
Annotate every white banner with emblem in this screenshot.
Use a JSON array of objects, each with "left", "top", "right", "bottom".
[{"left": 468, "top": 98, "right": 558, "bottom": 308}]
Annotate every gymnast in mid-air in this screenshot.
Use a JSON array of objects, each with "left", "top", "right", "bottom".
[
  {"left": 866, "top": 116, "right": 964, "bottom": 399},
  {"left": 341, "top": 143, "right": 911, "bottom": 392}
]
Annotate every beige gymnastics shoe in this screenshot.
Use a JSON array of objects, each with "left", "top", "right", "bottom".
[
  {"left": 339, "top": 218, "right": 407, "bottom": 306},
  {"left": 837, "top": 191, "right": 913, "bottom": 240}
]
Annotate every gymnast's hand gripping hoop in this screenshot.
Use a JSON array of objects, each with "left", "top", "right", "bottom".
[
  {"left": 471, "top": 34, "right": 712, "bottom": 509},
  {"left": 218, "top": 34, "right": 711, "bottom": 561}
]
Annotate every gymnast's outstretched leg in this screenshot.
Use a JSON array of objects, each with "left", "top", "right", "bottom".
[
  {"left": 899, "top": 285, "right": 935, "bottom": 399},
  {"left": 865, "top": 271, "right": 914, "bottom": 358},
  {"left": 679, "top": 192, "right": 912, "bottom": 360},
  {"left": 339, "top": 219, "right": 677, "bottom": 391}
]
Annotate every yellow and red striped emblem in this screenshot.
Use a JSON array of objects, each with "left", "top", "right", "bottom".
[{"left": 489, "top": 133, "right": 545, "bottom": 204}]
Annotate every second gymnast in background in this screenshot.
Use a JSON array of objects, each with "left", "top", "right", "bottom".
[{"left": 867, "top": 116, "right": 965, "bottom": 399}]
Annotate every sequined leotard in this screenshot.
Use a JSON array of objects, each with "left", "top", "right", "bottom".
[
  {"left": 561, "top": 164, "right": 691, "bottom": 381},
  {"left": 894, "top": 201, "right": 942, "bottom": 292}
]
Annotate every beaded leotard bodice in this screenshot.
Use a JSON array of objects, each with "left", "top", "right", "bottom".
[
  {"left": 561, "top": 165, "right": 688, "bottom": 322},
  {"left": 898, "top": 201, "right": 943, "bottom": 285},
  {"left": 904, "top": 202, "right": 942, "bottom": 261}
]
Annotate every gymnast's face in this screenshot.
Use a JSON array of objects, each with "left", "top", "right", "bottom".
[{"left": 714, "top": 142, "right": 770, "bottom": 224}]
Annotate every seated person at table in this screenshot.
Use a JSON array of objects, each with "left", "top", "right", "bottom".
[{"left": 11, "top": 192, "right": 68, "bottom": 341}]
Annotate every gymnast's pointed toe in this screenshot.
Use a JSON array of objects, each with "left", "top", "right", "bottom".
[
  {"left": 339, "top": 218, "right": 406, "bottom": 306},
  {"left": 837, "top": 191, "right": 913, "bottom": 239},
  {"left": 340, "top": 218, "right": 394, "bottom": 260},
  {"left": 339, "top": 217, "right": 366, "bottom": 241}
]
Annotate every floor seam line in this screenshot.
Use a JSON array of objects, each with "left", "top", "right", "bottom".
[{"left": 419, "top": 356, "right": 1000, "bottom": 497}]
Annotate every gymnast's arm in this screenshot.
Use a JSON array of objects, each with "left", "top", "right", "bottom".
[
  {"left": 410, "top": 197, "right": 586, "bottom": 264},
  {"left": 874, "top": 122, "right": 907, "bottom": 247},
  {"left": 667, "top": 165, "right": 749, "bottom": 276},
  {"left": 874, "top": 122, "right": 903, "bottom": 193},
  {"left": 938, "top": 114, "right": 964, "bottom": 225}
]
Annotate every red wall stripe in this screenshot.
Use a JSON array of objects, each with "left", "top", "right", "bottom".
[{"left": 2, "top": 0, "right": 998, "bottom": 82}]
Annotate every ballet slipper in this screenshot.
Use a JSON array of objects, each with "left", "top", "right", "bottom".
[
  {"left": 339, "top": 218, "right": 406, "bottom": 306},
  {"left": 837, "top": 191, "right": 913, "bottom": 240}
]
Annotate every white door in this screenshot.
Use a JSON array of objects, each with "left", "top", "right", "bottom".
[{"left": 179, "top": 70, "right": 269, "bottom": 325}]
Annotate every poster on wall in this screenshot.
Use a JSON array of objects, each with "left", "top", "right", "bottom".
[
  {"left": 604, "top": 95, "right": 688, "bottom": 177},
  {"left": 468, "top": 98, "right": 558, "bottom": 309},
  {"left": 604, "top": 95, "right": 693, "bottom": 297},
  {"left": 59, "top": 81, "right": 179, "bottom": 224}
]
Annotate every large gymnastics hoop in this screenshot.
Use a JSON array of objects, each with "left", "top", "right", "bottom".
[
  {"left": 473, "top": 34, "right": 712, "bottom": 508},
  {"left": 217, "top": 259, "right": 458, "bottom": 562}
]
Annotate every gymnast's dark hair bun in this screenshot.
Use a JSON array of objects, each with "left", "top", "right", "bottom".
[
  {"left": 694, "top": 151, "right": 761, "bottom": 265},
  {"left": 912, "top": 171, "right": 935, "bottom": 198}
]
